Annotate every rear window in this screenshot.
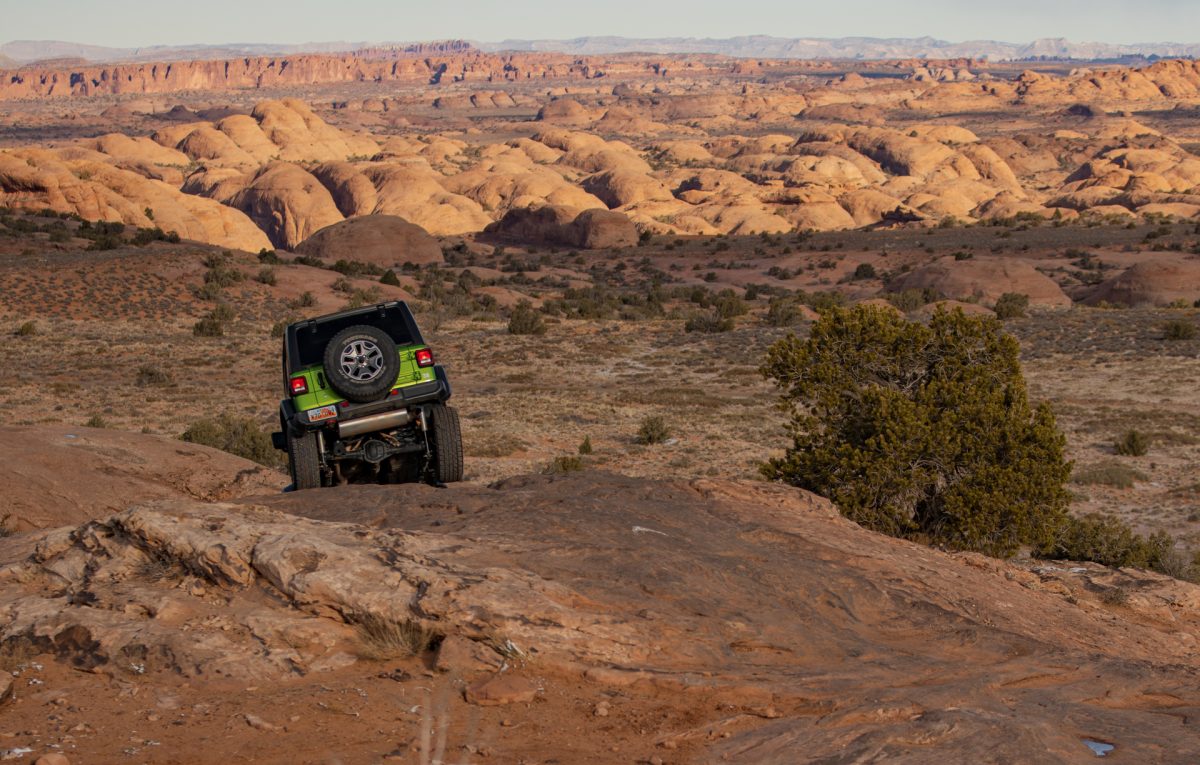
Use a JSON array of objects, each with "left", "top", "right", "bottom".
[{"left": 291, "top": 313, "right": 416, "bottom": 370}]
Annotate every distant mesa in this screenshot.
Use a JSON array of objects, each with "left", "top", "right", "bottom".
[
  {"left": 477, "top": 35, "right": 1200, "bottom": 61},
  {"left": 4, "top": 52, "right": 1200, "bottom": 256},
  {"left": 0, "top": 38, "right": 475, "bottom": 65}
]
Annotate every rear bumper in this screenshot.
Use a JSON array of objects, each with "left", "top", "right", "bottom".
[{"left": 274, "top": 376, "right": 450, "bottom": 449}]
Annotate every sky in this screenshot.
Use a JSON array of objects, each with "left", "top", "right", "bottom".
[{"left": 1, "top": 0, "right": 1197, "bottom": 47}]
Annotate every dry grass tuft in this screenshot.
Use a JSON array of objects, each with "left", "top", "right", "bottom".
[
  {"left": 1100, "top": 586, "right": 1130, "bottom": 606},
  {"left": 135, "top": 554, "right": 183, "bottom": 582},
  {"left": 353, "top": 614, "right": 438, "bottom": 661}
]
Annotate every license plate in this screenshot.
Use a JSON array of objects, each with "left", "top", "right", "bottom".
[{"left": 307, "top": 405, "right": 338, "bottom": 422}]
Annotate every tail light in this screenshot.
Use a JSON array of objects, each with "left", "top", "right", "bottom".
[
  {"left": 289, "top": 375, "right": 309, "bottom": 395},
  {"left": 414, "top": 348, "right": 435, "bottom": 368}
]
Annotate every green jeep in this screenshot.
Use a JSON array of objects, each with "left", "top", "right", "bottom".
[{"left": 271, "top": 301, "right": 463, "bottom": 490}]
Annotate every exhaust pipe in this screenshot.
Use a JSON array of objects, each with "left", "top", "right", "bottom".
[{"left": 337, "top": 409, "right": 412, "bottom": 439}]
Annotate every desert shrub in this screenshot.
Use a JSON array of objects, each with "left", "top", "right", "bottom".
[
  {"left": 714, "top": 293, "right": 748, "bottom": 319},
  {"left": 257, "top": 248, "right": 282, "bottom": 265},
  {"left": 131, "top": 227, "right": 179, "bottom": 246},
  {"left": 1071, "top": 461, "right": 1147, "bottom": 488},
  {"left": 1114, "top": 429, "right": 1149, "bottom": 457},
  {"left": 993, "top": 292, "right": 1029, "bottom": 320},
  {"left": 84, "top": 414, "right": 109, "bottom": 429},
  {"left": 135, "top": 365, "right": 172, "bottom": 386},
  {"left": 636, "top": 415, "right": 672, "bottom": 445},
  {"left": 685, "top": 286, "right": 712, "bottom": 307},
  {"left": 343, "top": 287, "right": 382, "bottom": 309},
  {"left": 766, "top": 296, "right": 806, "bottom": 327},
  {"left": 194, "top": 281, "right": 223, "bottom": 301},
  {"left": 380, "top": 269, "right": 401, "bottom": 287},
  {"left": 885, "top": 287, "right": 940, "bottom": 313},
  {"left": 578, "top": 435, "right": 593, "bottom": 455},
  {"left": 761, "top": 305, "right": 1071, "bottom": 557},
  {"left": 352, "top": 614, "right": 438, "bottom": 661},
  {"left": 180, "top": 414, "right": 280, "bottom": 467},
  {"left": 203, "top": 253, "right": 245, "bottom": 287},
  {"left": 208, "top": 303, "right": 234, "bottom": 323},
  {"left": 1152, "top": 547, "right": 1200, "bottom": 582},
  {"left": 291, "top": 254, "right": 324, "bottom": 268},
  {"left": 192, "top": 316, "right": 224, "bottom": 337},
  {"left": 684, "top": 311, "right": 734, "bottom": 333},
  {"left": 330, "top": 259, "right": 384, "bottom": 277},
  {"left": 14, "top": 321, "right": 36, "bottom": 337},
  {"left": 507, "top": 300, "right": 546, "bottom": 335},
  {"left": 852, "top": 263, "right": 877, "bottom": 280},
  {"left": 269, "top": 319, "right": 289, "bottom": 338},
  {"left": 800, "top": 290, "right": 844, "bottom": 310},
  {"left": 92, "top": 220, "right": 125, "bottom": 235},
  {"left": 290, "top": 291, "right": 317, "bottom": 309},
  {"left": 544, "top": 455, "right": 584, "bottom": 474},
  {"left": 1163, "top": 319, "right": 1198, "bottom": 340},
  {"left": 254, "top": 268, "right": 277, "bottom": 286},
  {"left": 86, "top": 234, "right": 123, "bottom": 251},
  {"left": 1043, "top": 513, "right": 1172, "bottom": 569}
]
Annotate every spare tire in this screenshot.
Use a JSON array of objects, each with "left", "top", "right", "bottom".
[{"left": 323, "top": 324, "right": 400, "bottom": 403}]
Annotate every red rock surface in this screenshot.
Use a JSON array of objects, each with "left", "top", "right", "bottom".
[
  {"left": 2, "top": 461, "right": 1199, "bottom": 761},
  {"left": 0, "top": 425, "right": 284, "bottom": 531}
]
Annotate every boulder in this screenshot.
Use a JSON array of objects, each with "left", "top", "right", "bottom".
[
  {"left": 295, "top": 215, "right": 443, "bottom": 268},
  {"left": 464, "top": 674, "right": 539, "bottom": 706},
  {"left": 230, "top": 162, "right": 344, "bottom": 250},
  {"left": 484, "top": 204, "right": 579, "bottom": 247},
  {"left": 484, "top": 205, "right": 638, "bottom": 249},
  {"left": 1084, "top": 259, "right": 1200, "bottom": 307},
  {"left": 88, "top": 133, "right": 191, "bottom": 166},
  {"left": 581, "top": 169, "right": 674, "bottom": 208},
  {"left": 889, "top": 257, "right": 1072, "bottom": 308},
  {"left": 571, "top": 208, "right": 639, "bottom": 248},
  {"left": 309, "top": 161, "right": 379, "bottom": 218},
  {"left": 838, "top": 189, "right": 913, "bottom": 226},
  {"left": 536, "top": 98, "right": 601, "bottom": 126},
  {"left": 364, "top": 164, "right": 492, "bottom": 236},
  {"left": 434, "top": 635, "right": 504, "bottom": 674},
  {"left": 0, "top": 149, "right": 270, "bottom": 252}
]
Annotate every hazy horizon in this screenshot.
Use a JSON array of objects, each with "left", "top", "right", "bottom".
[{"left": 1, "top": 0, "right": 1197, "bottom": 49}]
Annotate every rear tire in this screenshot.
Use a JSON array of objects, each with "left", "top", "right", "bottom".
[
  {"left": 288, "top": 430, "right": 322, "bottom": 490},
  {"left": 427, "top": 403, "right": 463, "bottom": 483},
  {"left": 323, "top": 325, "right": 399, "bottom": 403}
]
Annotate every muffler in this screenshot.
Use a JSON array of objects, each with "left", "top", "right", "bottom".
[{"left": 337, "top": 409, "right": 412, "bottom": 439}]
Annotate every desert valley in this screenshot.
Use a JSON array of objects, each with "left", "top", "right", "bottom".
[{"left": 2, "top": 24, "right": 1200, "bottom": 764}]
